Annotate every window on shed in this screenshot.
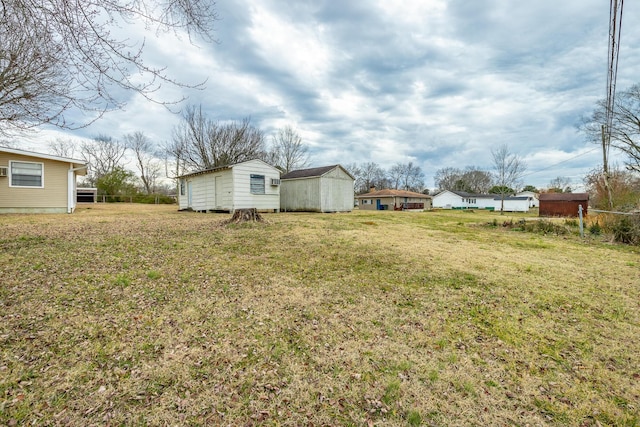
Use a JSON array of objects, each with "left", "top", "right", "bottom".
[
  {"left": 10, "top": 161, "right": 43, "bottom": 187},
  {"left": 250, "top": 174, "right": 265, "bottom": 194},
  {"left": 180, "top": 179, "right": 185, "bottom": 196}
]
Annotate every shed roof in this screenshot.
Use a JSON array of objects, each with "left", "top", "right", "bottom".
[
  {"left": 355, "top": 189, "right": 431, "bottom": 199},
  {"left": 281, "top": 164, "right": 354, "bottom": 180},
  {"left": 539, "top": 193, "right": 589, "bottom": 201},
  {"left": 494, "top": 196, "right": 530, "bottom": 201},
  {"left": 177, "top": 158, "right": 277, "bottom": 179}
]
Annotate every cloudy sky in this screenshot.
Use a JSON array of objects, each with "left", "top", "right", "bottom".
[{"left": 25, "top": 0, "right": 640, "bottom": 190}]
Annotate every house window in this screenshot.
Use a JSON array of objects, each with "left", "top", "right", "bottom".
[
  {"left": 180, "top": 179, "right": 185, "bottom": 196},
  {"left": 10, "top": 161, "right": 43, "bottom": 187},
  {"left": 250, "top": 174, "right": 265, "bottom": 194}
]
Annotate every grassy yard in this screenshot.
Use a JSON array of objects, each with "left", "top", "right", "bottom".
[{"left": 1, "top": 204, "right": 638, "bottom": 426}]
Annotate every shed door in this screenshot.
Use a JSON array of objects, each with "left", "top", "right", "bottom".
[
  {"left": 376, "top": 199, "right": 382, "bottom": 210},
  {"left": 215, "top": 176, "right": 222, "bottom": 208}
]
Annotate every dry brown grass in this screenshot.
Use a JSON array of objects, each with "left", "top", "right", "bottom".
[{"left": 1, "top": 204, "right": 639, "bottom": 426}]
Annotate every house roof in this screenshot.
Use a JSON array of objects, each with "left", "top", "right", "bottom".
[
  {"left": 539, "top": 192, "right": 589, "bottom": 201},
  {"left": 1, "top": 146, "right": 86, "bottom": 166},
  {"left": 355, "top": 188, "right": 432, "bottom": 199},
  {"left": 434, "top": 190, "right": 495, "bottom": 199},
  {"left": 281, "top": 164, "right": 355, "bottom": 180},
  {"left": 1, "top": 146, "right": 87, "bottom": 175},
  {"left": 177, "top": 158, "right": 278, "bottom": 179}
]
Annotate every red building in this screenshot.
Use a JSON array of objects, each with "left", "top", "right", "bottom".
[{"left": 539, "top": 193, "right": 589, "bottom": 217}]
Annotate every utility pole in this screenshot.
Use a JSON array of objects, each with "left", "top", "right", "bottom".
[{"left": 602, "top": 0, "right": 624, "bottom": 210}]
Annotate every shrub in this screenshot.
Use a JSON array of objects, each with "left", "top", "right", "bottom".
[
  {"left": 611, "top": 216, "right": 640, "bottom": 245},
  {"left": 588, "top": 222, "right": 602, "bottom": 236},
  {"left": 133, "top": 194, "right": 176, "bottom": 204}
]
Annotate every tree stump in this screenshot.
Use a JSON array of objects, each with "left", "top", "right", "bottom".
[{"left": 224, "top": 208, "right": 265, "bottom": 224}]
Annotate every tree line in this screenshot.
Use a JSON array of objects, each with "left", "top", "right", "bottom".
[{"left": 47, "top": 105, "right": 311, "bottom": 199}]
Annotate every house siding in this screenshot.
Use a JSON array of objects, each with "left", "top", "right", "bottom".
[
  {"left": 433, "top": 191, "right": 489, "bottom": 209},
  {"left": 0, "top": 152, "right": 70, "bottom": 212}
]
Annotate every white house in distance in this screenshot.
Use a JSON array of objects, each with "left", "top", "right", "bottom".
[
  {"left": 432, "top": 190, "right": 530, "bottom": 212},
  {"left": 280, "top": 165, "right": 355, "bottom": 212},
  {"left": 432, "top": 190, "right": 496, "bottom": 210},
  {"left": 177, "top": 159, "right": 281, "bottom": 213},
  {"left": 0, "top": 147, "right": 87, "bottom": 214}
]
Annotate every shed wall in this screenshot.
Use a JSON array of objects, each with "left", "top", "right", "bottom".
[
  {"left": 319, "top": 174, "right": 354, "bottom": 212},
  {"left": 280, "top": 167, "right": 354, "bottom": 212},
  {"left": 280, "top": 177, "right": 321, "bottom": 211},
  {"left": 539, "top": 201, "right": 587, "bottom": 217},
  {"left": 180, "top": 170, "right": 232, "bottom": 211},
  {"left": 498, "top": 199, "right": 530, "bottom": 212},
  {"left": 231, "top": 161, "right": 280, "bottom": 212}
]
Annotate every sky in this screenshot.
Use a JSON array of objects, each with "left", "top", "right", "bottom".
[{"left": 19, "top": 0, "right": 640, "bottom": 190}]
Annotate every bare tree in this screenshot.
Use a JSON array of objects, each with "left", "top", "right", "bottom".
[
  {"left": 0, "top": 0, "right": 217, "bottom": 135},
  {"left": 435, "top": 166, "right": 493, "bottom": 193},
  {"left": 268, "top": 126, "right": 310, "bottom": 173},
  {"left": 584, "top": 166, "right": 640, "bottom": 210},
  {"left": 388, "top": 163, "right": 404, "bottom": 190},
  {"left": 548, "top": 176, "right": 572, "bottom": 193},
  {"left": 399, "top": 162, "right": 424, "bottom": 192},
  {"left": 434, "top": 167, "right": 462, "bottom": 192},
  {"left": 492, "top": 144, "right": 527, "bottom": 213},
  {"left": 358, "top": 162, "right": 387, "bottom": 193},
  {"left": 81, "top": 135, "right": 127, "bottom": 186},
  {"left": 461, "top": 167, "right": 493, "bottom": 193},
  {"left": 343, "top": 162, "right": 363, "bottom": 192},
  {"left": 170, "top": 105, "right": 267, "bottom": 174},
  {"left": 48, "top": 138, "right": 79, "bottom": 158},
  {"left": 124, "top": 131, "right": 161, "bottom": 194},
  {"left": 582, "top": 84, "right": 640, "bottom": 173}
]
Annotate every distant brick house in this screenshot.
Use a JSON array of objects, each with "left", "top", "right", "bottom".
[
  {"left": 539, "top": 193, "right": 589, "bottom": 217},
  {"left": 355, "top": 189, "right": 432, "bottom": 211}
]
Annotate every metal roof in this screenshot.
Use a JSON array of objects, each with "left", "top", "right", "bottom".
[
  {"left": 281, "top": 164, "right": 354, "bottom": 180},
  {"left": 539, "top": 193, "right": 589, "bottom": 201}
]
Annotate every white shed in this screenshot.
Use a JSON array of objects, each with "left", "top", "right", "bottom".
[
  {"left": 280, "top": 165, "right": 354, "bottom": 212},
  {"left": 177, "top": 159, "right": 281, "bottom": 213},
  {"left": 495, "top": 196, "right": 531, "bottom": 212},
  {"left": 516, "top": 191, "right": 539, "bottom": 208}
]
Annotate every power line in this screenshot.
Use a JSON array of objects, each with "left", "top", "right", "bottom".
[{"left": 519, "top": 146, "right": 600, "bottom": 179}]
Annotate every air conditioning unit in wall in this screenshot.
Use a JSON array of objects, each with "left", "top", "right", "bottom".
[
  {"left": 0, "top": 167, "right": 8, "bottom": 177},
  {"left": 271, "top": 178, "right": 280, "bottom": 186}
]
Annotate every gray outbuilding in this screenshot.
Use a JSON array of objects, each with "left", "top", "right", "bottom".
[{"left": 280, "top": 165, "right": 355, "bottom": 212}]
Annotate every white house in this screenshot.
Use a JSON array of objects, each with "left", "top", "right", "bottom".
[
  {"left": 432, "top": 190, "right": 496, "bottom": 210},
  {"left": 0, "top": 147, "right": 87, "bottom": 214},
  {"left": 177, "top": 159, "right": 281, "bottom": 213},
  {"left": 280, "top": 165, "right": 355, "bottom": 212},
  {"left": 433, "top": 190, "right": 530, "bottom": 212},
  {"left": 516, "top": 191, "right": 539, "bottom": 208}
]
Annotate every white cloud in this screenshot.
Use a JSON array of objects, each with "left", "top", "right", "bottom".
[{"left": 16, "top": 0, "right": 640, "bottom": 190}]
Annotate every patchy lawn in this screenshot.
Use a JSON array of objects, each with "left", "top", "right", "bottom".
[{"left": 1, "top": 204, "right": 639, "bottom": 426}]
